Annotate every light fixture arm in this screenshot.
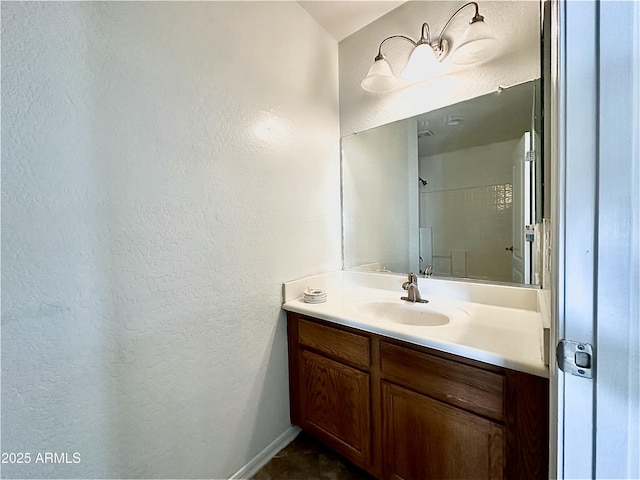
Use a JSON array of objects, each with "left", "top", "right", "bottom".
[
  {"left": 373, "top": 34, "right": 418, "bottom": 61},
  {"left": 418, "top": 22, "right": 432, "bottom": 45},
  {"left": 436, "top": 2, "right": 482, "bottom": 50}
]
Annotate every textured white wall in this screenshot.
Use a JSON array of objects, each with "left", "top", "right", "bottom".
[
  {"left": 339, "top": 0, "right": 541, "bottom": 136},
  {"left": 1, "top": 2, "right": 340, "bottom": 478},
  {"left": 342, "top": 118, "right": 419, "bottom": 273}
]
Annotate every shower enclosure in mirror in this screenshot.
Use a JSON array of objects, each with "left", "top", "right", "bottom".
[{"left": 341, "top": 79, "right": 543, "bottom": 285}]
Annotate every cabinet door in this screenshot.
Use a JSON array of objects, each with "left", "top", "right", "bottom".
[
  {"left": 299, "top": 349, "right": 371, "bottom": 465},
  {"left": 383, "top": 382, "right": 505, "bottom": 480}
]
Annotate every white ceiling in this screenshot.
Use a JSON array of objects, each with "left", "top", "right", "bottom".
[
  {"left": 298, "top": 1, "right": 406, "bottom": 41},
  {"left": 416, "top": 80, "right": 537, "bottom": 155}
]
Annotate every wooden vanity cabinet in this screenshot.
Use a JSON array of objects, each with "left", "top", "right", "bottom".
[
  {"left": 381, "top": 342, "right": 505, "bottom": 479},
  {"left": 288, "top": 315, "right": 375, "bottom": 471},
  {"left": 287, "top": 312, "right": 549, "bottom": 480}
]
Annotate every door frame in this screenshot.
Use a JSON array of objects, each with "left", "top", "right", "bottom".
[{"left": 551, "top": 0, "right": 640, "bottom": 478}]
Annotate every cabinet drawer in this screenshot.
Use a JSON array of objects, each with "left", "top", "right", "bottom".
[
  {"left": 381, "top": 342, "right": 505, "bottom": 422},
  {"left": 298, "top": 318, "right": 370, "bottom": 369}
]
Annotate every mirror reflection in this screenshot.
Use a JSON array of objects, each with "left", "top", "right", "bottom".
[{"left": 341, "top": 79, "right": 543, "bottom": 285}]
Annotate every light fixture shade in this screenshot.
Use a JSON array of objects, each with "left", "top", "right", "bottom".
[
  {"left": 361, "top": 57, "right": 398, "bottom": 93},
  {"left": 400, "top": 43, "right": 442, "bottom": 82},
  {"left": 450, "top": 20, "right": 497, "bottom": 65}
]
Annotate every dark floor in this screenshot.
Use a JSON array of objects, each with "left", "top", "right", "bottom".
[{"left": 251, "top": 432, "right": 376, "bottom": 480}]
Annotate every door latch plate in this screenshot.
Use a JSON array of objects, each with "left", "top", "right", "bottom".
[{"left": 556, "top": 340, "right": 594, "bottom": 378}]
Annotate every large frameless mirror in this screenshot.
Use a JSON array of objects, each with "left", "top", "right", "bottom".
[{"left": 341, "top": 79, "right": 543, "bottom": 285}]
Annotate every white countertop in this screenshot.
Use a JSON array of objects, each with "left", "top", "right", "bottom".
[{"left": 282, "top": 271, "right": 549, "bottom": 378}]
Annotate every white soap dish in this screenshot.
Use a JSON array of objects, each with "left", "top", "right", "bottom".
[{"left": 304, "top": 288, "right": 327, "bottom": 304}]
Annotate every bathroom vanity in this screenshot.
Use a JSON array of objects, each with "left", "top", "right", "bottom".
[{"left": 283, "top": 271, "right": 549, "bottom": 480}]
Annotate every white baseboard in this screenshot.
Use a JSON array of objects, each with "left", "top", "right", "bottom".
[{"left": 229, "top": 425, "right": 301, "bottom": 479}]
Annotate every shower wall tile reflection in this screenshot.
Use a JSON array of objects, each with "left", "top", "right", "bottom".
[
  {"left": 420, "top": 184, "right": 513, "bottom": 282},
  {"left": 419, "top": 139, "right": 518, "bottom": 283}
]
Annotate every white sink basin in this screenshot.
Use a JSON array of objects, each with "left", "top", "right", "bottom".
[{"left": 355, "top": 300, "right": 452, "bottom": 326}]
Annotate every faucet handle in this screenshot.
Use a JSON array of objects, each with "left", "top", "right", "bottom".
[{"left": 402, "top": 273, "right": 417, "bottom": 290}]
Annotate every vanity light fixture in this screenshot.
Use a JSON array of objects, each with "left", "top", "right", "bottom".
[{"left": 361, "top": 2, "right": 497, "bottom": 93}]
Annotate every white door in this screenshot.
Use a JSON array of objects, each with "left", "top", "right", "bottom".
[{"left": 553, "top": 1, "right": 640, "bottom": 478}]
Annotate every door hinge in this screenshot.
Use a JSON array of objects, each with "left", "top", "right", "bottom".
[
  {"left": 556, "top": 340, "right": 594, "bottom": 379},
  {"left": 526, "top": 150, "right": 536, "bottom": 162}
]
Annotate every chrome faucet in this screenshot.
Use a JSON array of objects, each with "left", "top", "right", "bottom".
[
  {"left": 401, "top": 273, "right": 429, "bottom": 303},
  {"left": 422, "top": 265, "right": 433, "bottom": 277}
]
